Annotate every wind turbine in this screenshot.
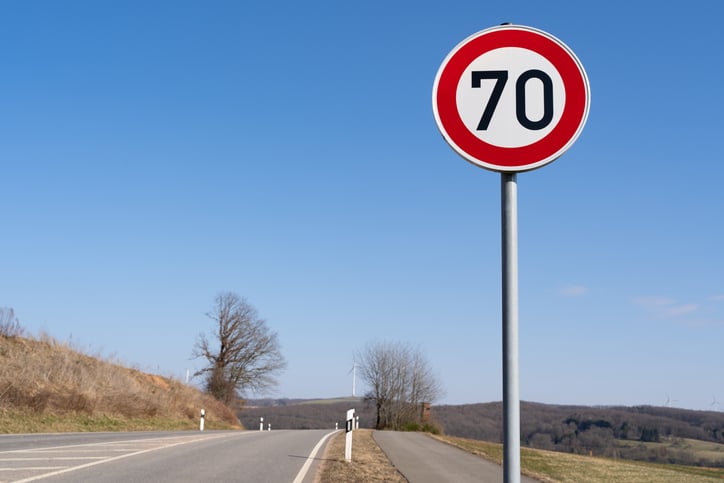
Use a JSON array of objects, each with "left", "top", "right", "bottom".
[
  {"left": 349, "top": 360, "right": 358, "bottom": 397},
  {"left": 711, "top": 395, "right": 722, "bottom": 411}
]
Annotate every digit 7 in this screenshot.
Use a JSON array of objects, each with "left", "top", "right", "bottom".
[{"left": 471, "top": 70, "right": 508, "bottom": 130}]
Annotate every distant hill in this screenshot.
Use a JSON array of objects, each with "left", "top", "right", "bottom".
[
  {"left": 240, "top": 397, "right": 373, "bottom": 430},
  {"left": 0, "top": 334, "right": 240, "bottom": 432},
  {"left": 238, "top": 398, "right": 724, "bottom": 467},
  {"left": 244, "top": 396, "right": 361, "bottom": 408}
]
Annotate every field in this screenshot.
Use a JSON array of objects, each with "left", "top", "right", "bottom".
[
  {"left": 615, "top": 437, "right": 724, "bottom": 466},
  {"left": 434, "top": 435, "right": 724, "bottom": 483}
]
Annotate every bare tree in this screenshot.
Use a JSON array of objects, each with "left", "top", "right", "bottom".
[
  {"left": 356, "top": 340, "right": 443, "bottom": 429},
  {"left": 0, "top": 307, "right": 24, "bottom": 338},
  {"left": 192, "top": 292, "right": 286, "bottom": 405},
  {"left": 358, "top": 340, "right": 396, "bottom": 429}
]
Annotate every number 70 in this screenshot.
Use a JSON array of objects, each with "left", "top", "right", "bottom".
[{"left": 471, "top": 69, "right": 554, "bottom": 131}]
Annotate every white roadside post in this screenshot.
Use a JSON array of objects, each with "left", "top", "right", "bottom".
[
  {"left": 268, "top": 423, "right": 271, "bottom": 431},
  {"left": 199, "top": 409, "right": 205, "bottom": 431},
  {"left": 260, "top": 417, "right": 264, "bottom": 431},
  {"left": 432, "top": 23, "right": 590, "bottom": 483},
  {"left": 344, "top": 408, "right": 355, "bottom": 462}
]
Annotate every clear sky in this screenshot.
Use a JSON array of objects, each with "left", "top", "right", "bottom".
[{"left": 2, "top": 0, "right": 723, "bottom": 412}]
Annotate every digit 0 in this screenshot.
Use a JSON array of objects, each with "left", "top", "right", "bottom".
[{"left": 515, "top": 69, "right": 553, "bottom": 130}]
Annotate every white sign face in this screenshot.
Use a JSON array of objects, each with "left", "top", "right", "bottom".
[
  {"left": 456, "top": 47, "right": 566, "bottom": 148},
  {"left": 433, "top": 25, "right": 590, "bottom": 172}
]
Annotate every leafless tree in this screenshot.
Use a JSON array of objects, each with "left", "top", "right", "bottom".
[
  {"left": 192, "top": 292, "right": 286, "bottom": 405},
  {"left": 356, "top": 340, "right": 443, "bottom": 429},
  {"left": 0, "top": 307, "right": 24, "bottom": 338}
]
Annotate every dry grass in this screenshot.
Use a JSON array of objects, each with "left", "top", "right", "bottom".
[
  {"left": 0, "top": 334, "right": 240, "bottom": 432},
  {"left": 317, "top": 431, "right": 724, "bottom": 483},
  {"left": 616, "top": 438, "right": 724, "bottom": 466},
  {"left": 316, "top": 429, "right": 407, "bottom": 483},
  {"left": 434, "top": 435, "right": 724, "bottom": 483}
]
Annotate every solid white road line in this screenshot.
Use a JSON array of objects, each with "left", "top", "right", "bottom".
[{"left": 292, "top": 430, "right": 339, "bottom": 483}]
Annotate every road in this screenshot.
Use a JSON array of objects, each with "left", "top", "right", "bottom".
[
  {"left": 374, "top": 431, "right": 540, "bottom": 483},
  {"left": 0, "top": 429, "right": 336, "bottom": 482}
]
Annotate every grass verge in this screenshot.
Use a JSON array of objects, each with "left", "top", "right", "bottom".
[
  {"left": 315, "top": 429, "right": 406, "bottom": 482},
  {"left": 0, "top": 409, "right": 236, "bottom": 433}
]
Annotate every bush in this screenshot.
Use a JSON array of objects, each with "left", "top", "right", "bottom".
[
  {"left": 422, "top": 422, "right": 442, "bottom": 435},
  {"left": 0, "top": 307, "right": 23, "bottom": 338}
]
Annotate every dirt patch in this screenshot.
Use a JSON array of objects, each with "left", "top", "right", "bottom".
[{"left": 316, "top": 429, "right": 407, "bottom": 482}]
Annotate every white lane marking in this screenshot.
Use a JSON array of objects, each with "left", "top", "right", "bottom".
[
  {"left": 0, "top": 467, "right": 66, "bottom": 471},
  {"left": 10, "top": 432, "right": 239, "bottom": 483},
  {"left": 1, "top": 436, "right": 196, "bottom": 454},
  {"left": 0, "top": 458, "right": 106, "bottom": 461},
  {"left": 292, "top": 430, "right": 339, "bottom": 483}
]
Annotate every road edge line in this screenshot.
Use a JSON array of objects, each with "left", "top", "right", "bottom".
[{"left": 292, "top": 430, "right": 339, "bottom": 483}]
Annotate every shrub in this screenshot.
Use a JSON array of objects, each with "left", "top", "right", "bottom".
[{"left": 0, "top": 307, "right": 23, "bottom": 338}]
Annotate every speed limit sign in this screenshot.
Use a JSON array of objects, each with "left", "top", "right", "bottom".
[{"left": 432, "top": 24, "right": 590, "bottom": 172}]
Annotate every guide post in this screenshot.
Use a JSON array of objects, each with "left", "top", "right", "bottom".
[{"left": 344, "top": 408, "right": 355, "bottom": 462}]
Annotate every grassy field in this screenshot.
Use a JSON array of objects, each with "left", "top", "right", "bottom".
[
  {"left": 616, "top": 437, "right": 724, "bottom": 466},
  {"left": 434, "top": 435, "right": 724, "bottom": 483}
]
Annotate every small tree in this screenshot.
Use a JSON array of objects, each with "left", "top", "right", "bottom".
[
  {"left": 0, "top": 307, "right": 24, "bottom": 338},
  {"left": 192, "top": 292, "right": 286, "bottom": 405},
  {"left": 357, "top": 340, "right": 443, "bottom": 430}
]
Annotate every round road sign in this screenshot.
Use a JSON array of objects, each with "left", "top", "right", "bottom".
[{"left": 432, "top": 24, "right": 590, "bottom": 172}]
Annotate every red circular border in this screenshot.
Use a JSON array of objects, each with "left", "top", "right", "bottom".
[{"left": 434, "top": 27, "right": 589, "bottom": 171}]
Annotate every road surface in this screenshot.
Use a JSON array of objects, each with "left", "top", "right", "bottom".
[
  {"left": 374, "top": 431, "right": 540, "bottom": 483},
  {"left": 0, "top": 429, "right": 335, "bottom": 482}
]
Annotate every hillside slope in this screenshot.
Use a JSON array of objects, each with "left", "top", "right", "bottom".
[
  {"left": 0, "top": 334, "right": 240, "bottom": 433},
  {"left": 434, "top": 401, "right": 724, "bottom": 444}
]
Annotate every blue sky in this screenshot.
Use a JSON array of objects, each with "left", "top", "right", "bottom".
[{"left": 2, "top": 0, "right": 723, "bottom": 412}]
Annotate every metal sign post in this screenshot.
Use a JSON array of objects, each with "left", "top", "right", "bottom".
[
  {"left": 501, "top": 172, "right": 520, "bottom": 482},
  {"left": 432, "top": 24, "right": 590, "bottom": 483}
]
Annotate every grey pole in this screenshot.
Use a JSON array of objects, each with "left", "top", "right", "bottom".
[{"left": 501, "top": 172, "right": 520, "bottom": 483}]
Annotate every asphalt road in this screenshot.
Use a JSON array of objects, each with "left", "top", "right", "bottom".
[
  {"left": 374, "top": 431, "right": 540, "bottom": 483},
  {"left": 0, "top": 429, "right": 336, "bottom": 483}
]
